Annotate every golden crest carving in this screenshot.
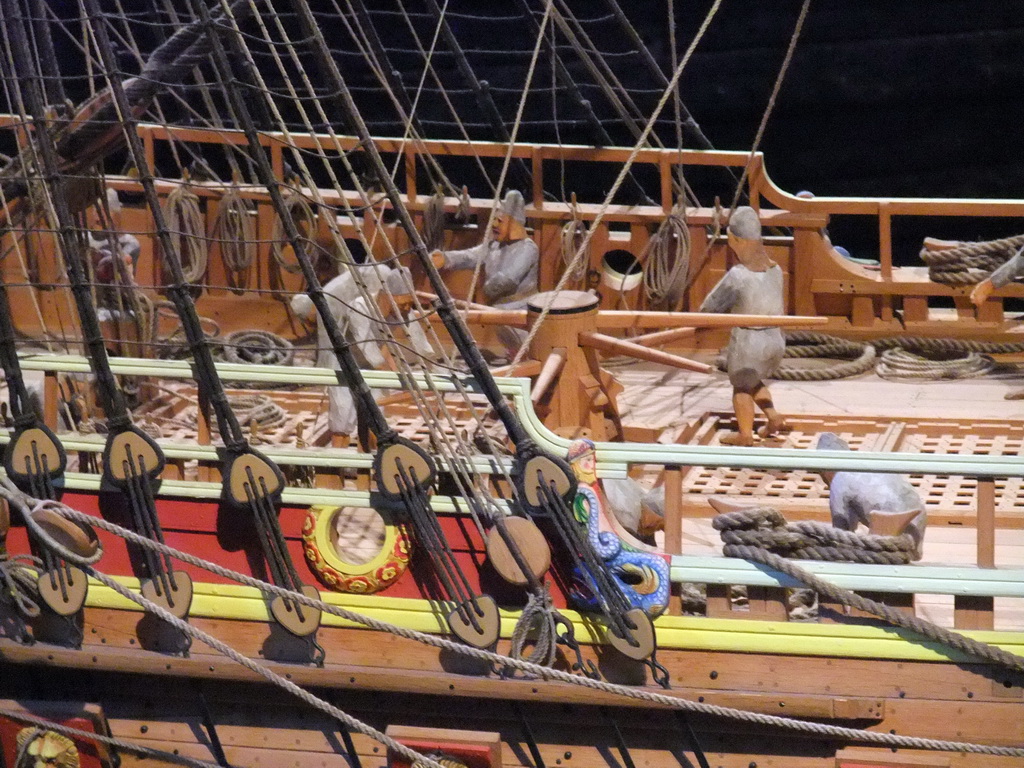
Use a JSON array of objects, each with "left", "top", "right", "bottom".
[{"left": 15, "top": 729, "right": 80, "bottom": 768}]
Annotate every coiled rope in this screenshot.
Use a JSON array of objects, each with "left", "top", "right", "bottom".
[
  {"left": 0, "top": 709, "right": 226, "bottom": 768},
  {"left": 509, "top": 587, "right": 558, "bottom": 668},
  {"left": 642, "top": 207, "right": 690, "bottom": 311},
  {"left": 19, "top": 495, "right": 1024, "bottom": 758},
  {"left": 161, "top": 183, "right": 207, "bottom": 284},
  {"left": 919, "top": 234, "right": 1024, "bottom": 286},
  {"left": 713, "top": 505, "right": 915, "bottom": 566},
  {"left": 768, "top": 331, "right": 1024, "bottom": 382},
  {"left": 713, "top": 509, "right": 1024, "bottom": 676},
  {"left": 270, "top": 193, "right": 317, "bottom": 275},
  {"left": 217, "top": 329, "right": 294, "bottom": 366},
  {"left": 210, "top": 188, "right": 256, "bottom": 294}
]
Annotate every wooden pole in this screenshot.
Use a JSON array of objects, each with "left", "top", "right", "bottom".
[{"left": 578, "top": 332, "right": 712, "bottom": 373}]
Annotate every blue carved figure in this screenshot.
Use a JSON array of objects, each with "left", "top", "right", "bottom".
[{"left": 565, "top": 439, "right": 670, "bottom": 618}]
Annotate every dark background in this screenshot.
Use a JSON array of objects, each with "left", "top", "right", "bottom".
[{"left": 16, "top": 0, "right": 1024, "bottom": 259}]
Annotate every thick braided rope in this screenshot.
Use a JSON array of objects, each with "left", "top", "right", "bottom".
[
  {"left": 269, "top": 193, "right": 316, "bottom": 275},
  {"left": 725, "top": 544, "right": 1024, "bottom": 675},
  {"left": 32, "top": 502, "right": 1024, "bottom": 757},
  {"left": 876, "top": 348, "right": 995, "bottom": 380},
  {"left": 775, "top": 345, "right": 876, "bottom": 382},
  {"left": 0, "top": 708, "right": 228, "bottom": 768},
  {"left": 508, "top": 0, "right": 726, "bottom": 369},
  {"left": 0, "top": 552, "right": 42, "bottom": 618},
  {"left": 919, "top": 234, "right": 1024, "bottom": 264}
]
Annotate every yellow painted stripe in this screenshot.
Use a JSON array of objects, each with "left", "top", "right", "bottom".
[{"left": 86, "top": 577, "right": 1024, "bottom": 664}]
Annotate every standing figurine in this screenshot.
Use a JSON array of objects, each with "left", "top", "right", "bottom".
[
  {"left": 290, "top": 263, "right": 432, "bottom": 442},
  {"left": 566, "top": 438, "right": 670, "bottom": 619},
  {"left": 700, "top": 206, "right": 788, "bottom": 446},
  {"left": 431, "top": 189, "right": 538, "bottom": 357}
]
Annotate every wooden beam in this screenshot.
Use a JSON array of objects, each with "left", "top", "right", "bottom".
[
  {"left": 593, "top": 311, "right": 828, "bottom": 330},
  {"left": 579, "top": 332, "right": 712, "bottom": 373},
  {"left": 530, "top": 348, "right": 567, "bottom": 404}
]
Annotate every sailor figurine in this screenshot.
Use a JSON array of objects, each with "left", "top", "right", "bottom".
[
  {"left": 87, "top": 187, "right": 141, "bottom": 289},
  {"left": 290, "top": 263, "right": 433, "bottom": 442},
  {"left": 700, "top": 206, "right": 788, "bottom": 446},
  {"left": 431, "top": 189, "right": 538, "bottom": 356}
]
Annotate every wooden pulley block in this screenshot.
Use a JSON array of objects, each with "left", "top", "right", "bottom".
[
  {"left": 31, "top": 507, "right": 100, "bottom": 561},
  {"left": 485, "top": 517, "right": 551, "bottom": 586},
  {"left": 37, "top": 566, "right": 89, "bottom": 616},
  {"left": 270, "top": 584, "right": 322, "bottom": 637},
  {"left": 374, "top": 438, "right": 435, "bottom": 500},
  {"left": 517, "top": 453, "right": 576, "bottom": 512},
  {"left": 447, "top": 594, "right": 501, "bottom": 649},
  {"left": 141, "top": 571, "right": 194, "bottom": 619},
  {"left": 104, "top": 428, "right": 164, "bottom": 482},
  {"left": 226, "top": 451, "right": 284, "bottom": 505},
  {"left": 5, "top": 426, "right": 65, "bottom": 480},
  {"left": 606, "top": 607, "right": 656, "bottom": 661}
]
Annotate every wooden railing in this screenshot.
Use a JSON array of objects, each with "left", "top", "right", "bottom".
[{"left": 6, "top": 352, "right": 1020, "bottom": 632}]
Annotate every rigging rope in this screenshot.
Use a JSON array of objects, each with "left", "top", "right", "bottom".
[
  {"left": 509, "top": 0, "right": 725, "bottom": 369},
  {"left": 17, "top": 494, "right": 1024, "bottom": 758}
]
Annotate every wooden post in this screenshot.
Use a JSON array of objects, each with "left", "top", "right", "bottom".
[
  {"left": 664, "top": 464, "right": 682, "bottom": 614},
  {"left": 878, "top": 203, "right": 893, "bottom": 281},
  {"left": 955, "top": 475, "right": 997, "bottom": 630},
  {"left": 531, "top": 146, "right": 544, "bottom": 209},
  {"left": 405, "top": 145, "right": 417, "bottom": 203},
  {"left": 43, "top": 371, "right": 59, "bottom": 432},
  {"left": 976, "top": 476, "right": 995, "bottom": 568}
]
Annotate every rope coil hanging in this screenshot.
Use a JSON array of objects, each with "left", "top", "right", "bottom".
[
  {"left": 422, "top": 190, "right": 447, "bottom": 252},
  {"left": 161, "top": 183, "right": 207, "bottom": 284},
  {"left": 559, "top": 198, "right": 588, "bottom": 286},
  {"left": 269, "top": 192, "right": 318, "bottom": 297},
  {"left": 210, "top": 188, "right": 256, "bottom": 294},
  {"left": 641, "top": 206, "right": 690, "bottom": 310}
]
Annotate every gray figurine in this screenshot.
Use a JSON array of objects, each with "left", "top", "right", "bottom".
[
  {"left": 431, "top": 190, "right": 538, "bottom": 357},
  {"left": 817, "top": 432, "right": 927, "bottom": 560},
  {"left": 700, "top": 206, "right": 788, "bottom": 445}
]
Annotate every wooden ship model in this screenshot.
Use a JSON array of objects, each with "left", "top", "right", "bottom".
[{"left": 0, "top": 2, "right": 1022, "bottom": 768}]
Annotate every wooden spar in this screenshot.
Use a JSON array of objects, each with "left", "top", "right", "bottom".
[
  {"left": 594, "top": 311, "right": 830, "bottom": 329},
  {"left": 629, "top": 326, "right": 697, "bottom": 347},
  {"left": 457, "top": 309, "right": 826, "bottom": 331},
  {"left": 530, "top": 348, "right": 568, "bottom": 404},
  {"left": 579, "top": 332, "right": 712, "bottom": 374}
]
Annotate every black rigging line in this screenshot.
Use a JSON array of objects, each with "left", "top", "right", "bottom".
[
  {"left": 4, "top": 0, "right": 191, "bottom": 621},
  {"left": 600, "top": 0, "right": 718, "bottom": 153},
  {"left": 511, "top": 0, "right": 656, "bottom": 206},
  {"left": 345, "top": 0, "right": 451, "bottom": 196},
  {"left": 420, "top": 0, "right": 534, "bottom": 194}
]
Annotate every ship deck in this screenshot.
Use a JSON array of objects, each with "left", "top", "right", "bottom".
[{"left": 614, "top": 357, "right": 1024, "bottom": 629}]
